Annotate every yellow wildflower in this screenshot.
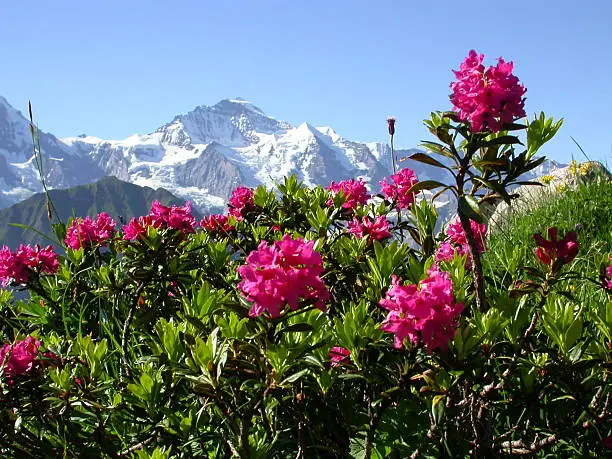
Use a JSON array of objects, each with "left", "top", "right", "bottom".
[
  {"left": 579, "top": 162, "right": 592, "bottom": 176},
  {"left": 540, "top": 175, "right": 554, "bottom": 185},
  {"left": 568, "top": 160, "right": 579, "bottom": 176}
]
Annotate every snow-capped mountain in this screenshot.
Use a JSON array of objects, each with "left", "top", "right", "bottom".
[
  {"left": 0, "top": 95, "right": 564, "bottom": 216},
  {"left": 0, "top": 96, "right": 104, "bottom": 207}
]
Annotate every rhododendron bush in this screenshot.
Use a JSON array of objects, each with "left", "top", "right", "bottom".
[{"left": 0, "top": 51, "right": 610, "bottom": 458}]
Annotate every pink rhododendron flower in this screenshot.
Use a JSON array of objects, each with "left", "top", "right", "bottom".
[
  {"left": 347, "top": 215, "right": 391, "bottom": 241},
  {"left": 122, "top": 201, "right": 197, "bottom": 240},
  {"left": 237, "top": 234, "right": 329, "bottom": 318},
  {"left": 450, "top": 50, "right": 526, "bottom": 133},
  {"left": 603, "top": 256, "right": 612, "bottom": 290},
  {"left": 379, "top": 271, "right": 464, "bottom": 351},
  {"left": 228, "top": 186, "right": 255, "bottom": 220},
  {"left": 200, "top": 214, "right": 234, "bottom": 233},
  {"left": 326, "top": 178, "right": 371, "bottom": 210},
  {"left": 0, "top": 245, "right": 59, "bottom": 287},
  {"left": 123, "top": 216, "right": 161, "bottom": 241},
  {"left": 329, "top": 347, "right": 351, "bottom": 367},
  {"left": 150, "top": 201, "right": 197, "bottom": 233},
  {"left": 65, "top": 212, "right": 116, "bottom": 249},
  {"left": 435, "top": 241, "right": 467, "bottom": 264},
  {"left": 435, "top": 217, "right": 487, "bottom": 267},
  {"left": 0, "top": 246, "right": 28, "bottom": 285},
  {"left": 533, "top": 227, "right": 579, "bottom": 266},
  {"left": 0, "top": 336, "right": 41, "bottom": 379},
  {"left": 445, "top": 218, "right": 487, "bottom": 254},
  {"left": 379, "top": 168, "right": 419, "bottom": 210}
]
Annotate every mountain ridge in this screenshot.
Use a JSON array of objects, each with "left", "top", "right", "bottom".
[
  {"left": 0, "top": 95, "right": 565, "bottom": 216},
  {"left": 0, "top": 176, "right": 197, "bottom": 250}
]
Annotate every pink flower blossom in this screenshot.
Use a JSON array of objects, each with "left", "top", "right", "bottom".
[
  {"left": 326, "top": 178, "right": 371, "bottom": 210},
  {"left": 0, "top": 245, "right": 59, "bottom": 287},
  {"left": 122, "top": 216, "right": 161, "bottom": 241},
  {"left": 150, "top": 201, "right": 197, "bottom": 233},
  {"left": 122, "top": 201, "right": 197, "bottom": 240},
  {"left": 200, "top": 214, "right": 234, "bottom": 234},
  {"left": 329, "top": 347, "right": 351, "bottom": 367},
  {"left": 0, "top": 336, "right": 41, "bottom": 379},
  {"left": 228, "top": 186, "right": 255, "bottom": 220},
  {"left": 435, "top": 241, "right": 467, "bottom": 263},
  {"left": 450, "top": 50, "right": 526, "bottom": 133},
  {"left": 605, "top": 257, "right": 612, "bottom": 290},
  {"left": 445, "top": 217, "right": 487, "bottom": 254},
  {"left": 380, "top": 271, "right": 464, "bottom": 351},
  {"left": 435, "top": 217, "right": 487, "bottom": 268},
  {"left": 533, "top": 227, "right": 579, "bottom": 266},
  {"left": 65, "top": 212, "right": 116, "bottom": 249},
  {"left": 603, "top": 435, "right": 612, "bottom": 450},
  {"left": 379, "top": 168, "right": 419, "bottom": 210},
  {"left": 347, "top": 215, "right": 391, "bottom": 241},
  {"left": 237, "top": 234, "right": 329, "bottom": 318}
]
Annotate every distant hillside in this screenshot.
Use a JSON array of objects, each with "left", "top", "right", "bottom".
[{"left": 0, "top": 176, "right": 202, "bottom": 249}]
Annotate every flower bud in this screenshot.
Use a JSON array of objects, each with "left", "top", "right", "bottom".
[{"left": 387, "top": 117, "right": 396, "bottom": 136}]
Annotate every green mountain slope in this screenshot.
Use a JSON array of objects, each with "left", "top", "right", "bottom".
[{"left": 0, "top": 176, "right": 201, "bottom": 249}]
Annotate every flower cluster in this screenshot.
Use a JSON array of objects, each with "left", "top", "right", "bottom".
[
  {"left": 329, "top": 347, "right": 351, "bottom": 367},
  {"left": 150, "top": 201, "right": 198, "bottom": 232},
  {"left": 0, "top": 245, "right": 59, "bottom": 287},
  {"left": 450, "top": 50, "right": 526, "bottom": 133},
  {"left": 569, "top": 160, "right": 593, "bottom": 177},
  {"left": 65, "top": 212, "right": 116, "bottom": 250},
  {"left": 540, "top": 174, "right": 554, "bottom": 185},
  {"left": 200, "top": 214, "right": 234, "bottom": 234},
  {"left": 228, "top": 186, "right": 255, "bottom": 220},
  {"left": 123, "top": 201, "right": 197, "bottom": 240},
  {"left": 533, "top": 227, "right": 579, "bottom": 266},
  {"left": 347, "top": 215, "right": 391, "bottom": 241},
  {"left": 435, "top": 217, "right": 487, "bottom": 266},
  {"left": 379, "top": 168, "right": 419, "bottom": 210},
  {"left": 326, "top": 178, "right": 370, "bottom": 210},
  {"left": 380, "top": 269, "right": 464, "bottom": 351},
  {"left": 237, "top": 235, "right": 329, "bottom": 318},
  {"left": 0, "top": 336, "right": 41, "bottom": 380}
]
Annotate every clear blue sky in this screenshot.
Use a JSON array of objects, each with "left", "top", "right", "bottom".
[{"left": 1, "top": 0, "right": 610, "bottom": 164}]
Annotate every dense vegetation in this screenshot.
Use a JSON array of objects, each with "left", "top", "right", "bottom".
[{"left": 0, "top": 50, "right": 610, "bottom": 458}]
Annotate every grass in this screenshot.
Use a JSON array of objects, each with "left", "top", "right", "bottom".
[
  {"left": 486, "top": 167, "right": 612, "bottom": 311},
  {"left": 489, "top": 171, "right": 612, "bottom": 258}
]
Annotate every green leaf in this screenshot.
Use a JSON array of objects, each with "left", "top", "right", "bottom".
[
  {"left": 8, "top": 223, "right": 58, "bottom": 245},
  {"left": 408, "top": 180, "right": 447, "bottom": 193},
  {"left": 458, "top": 196, "right": 483, "bottom": 223},
  {"left": 278, "top": 323, "right": 314, "bottom": 334},
  {"left": 481, "top": 135, "right": 522, "bottom": 147},
  {"left": 470, "top": 177, "right": 511, "bottom": 202},
  {"left": 403, "top": 153, "right": 450, "bottom": 169},
  {"left": 280, "top": 368, "right": 310, "bottom": 385},
  {"left": 472, "top": 159, "right": 509, "bottom": 168},
  {"left": 419, "top": 141, "right": 456, "bottom": 159},
  {"left": 527, "top": 112, "right": 563, "bottom": 159}
]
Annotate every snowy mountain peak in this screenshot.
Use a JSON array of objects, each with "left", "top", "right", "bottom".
[
  {"left": 216, "top": 98, "right": 267, "bottom": 116},
  {"left": 155, "top": 98, "right": 291, "bottom": 148}
]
